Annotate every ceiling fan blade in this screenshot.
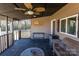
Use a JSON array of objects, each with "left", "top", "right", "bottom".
[
  {"left": 24, "top": 3, "right": 33, "bottom": 9},
  {"left": 14, "top": 8, "right": 26, "bottom": 11},
  {"left": 34, "top": 7, "right": 45, "bottom": 12}
]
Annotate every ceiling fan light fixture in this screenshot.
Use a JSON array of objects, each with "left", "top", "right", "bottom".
[
  {"left": 25, "top": 10, "right": 34, "bottom": 15},
  {"left": 33, "top": 15, "right": 36, "bottom": 17}
]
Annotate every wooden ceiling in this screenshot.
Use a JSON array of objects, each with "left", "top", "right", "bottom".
[{"left": 0, "top": 3, "right": 67, "bottom": 19}]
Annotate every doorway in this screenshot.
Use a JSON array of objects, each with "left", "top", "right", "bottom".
[
  {"left": 19, "top": 20, "right": 31, "bottom": 39},
  {"left": 51, "top": 20, "right": 56, "bottom": 35},
  {"left": 13, "top": 20, "right": 31, "bottom": 40}
]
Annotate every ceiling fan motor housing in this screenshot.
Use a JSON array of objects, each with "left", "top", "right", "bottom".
[{"left": 25, "top": 10, "right": 34, "bottom": 15}]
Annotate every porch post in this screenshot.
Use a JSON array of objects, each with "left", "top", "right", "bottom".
[
  {"left": 78, "top": 15, "right": 79, "bottom": 38},
  {"left": 18, "top": 20, "right": 21, "bottom": 39},
  {"left": 6, "top": 16, "right": 9, "bottom": 48},
  {"left": 12, "top": 18, "right": 14, "bottom": 44}
]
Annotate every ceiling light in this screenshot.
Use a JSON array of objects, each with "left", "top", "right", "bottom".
[
  {"left": 33, "top": 15, "right": 36, "bottom": 17},
  {"left": 25, "top": 10, "right": 34, "bottom": 15}
]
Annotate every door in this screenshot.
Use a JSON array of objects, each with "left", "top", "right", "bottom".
[
  {"left": 19, "top": 20, "right": 31, "bottom": 39},
  {"left": 13, "top": 20, "right": 31, "bottom": 40},
  {"left": 51, "top": 20, "right": 56, "bottom": 35},
  {"left": 13, "top": 20, "right": 19, "bottom": 40}
]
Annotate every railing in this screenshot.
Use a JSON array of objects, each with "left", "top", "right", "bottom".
[
  {"left": 13, "top": 30, "right": 31, "bottom": 40},
  {"left": 0, "top": 33, "right": 14, "bottom": 53},
  {"left": 14, "top": 30, "right": 19, "bottom": 40},
  {"left": 21, "top": 30, "right": 31, "bottom": 38},
  {"left": 8, "top": 33, "right": 14, "bottom": 46}
]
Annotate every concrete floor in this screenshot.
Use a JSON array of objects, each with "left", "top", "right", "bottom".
[{"left": 0, "top": 39, "right": 53, "bottom": 56}]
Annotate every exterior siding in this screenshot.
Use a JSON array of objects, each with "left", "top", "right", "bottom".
[
  {"left": 31, "top": 16, "right": 51, "bottom": 35},
  {"left": 51, "top": 3, "right": 79, "bottom": 41},
  {"left": 31, "top": 4, "right": 79, "bottom": 41}
]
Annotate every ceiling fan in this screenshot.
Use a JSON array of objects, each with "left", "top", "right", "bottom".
[{"left": 14, "top": 3, "right": 45, "bottom": 17}]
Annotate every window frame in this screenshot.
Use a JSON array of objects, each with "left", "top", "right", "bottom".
[
  {"left": 60, "top": 18, "right": 67, "bottom": 33},
  {"left": 60, "top": 14, "right": 78, "bottom": 38}
]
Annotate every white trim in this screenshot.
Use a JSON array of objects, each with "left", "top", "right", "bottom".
[
  {"left": 60, "top": 14, "right": 78, "bottom": 38},
  {"left": 76, "top": 15, "right": 78, "bottom": 37},
  {"left": 66, "top": 18, "right": 68, "bottom": 33},
  {"left": 60, "top": 18, "right": 67, "bottom": 33},
  {"left": 59, "top": 32, "right": 77, "bottom": 38},
  {"left": 66, "top": 14, "right": 78, "bottom": 37},
  {"left": 51, "top": 19, "right": 56, "bottom": 34}
]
